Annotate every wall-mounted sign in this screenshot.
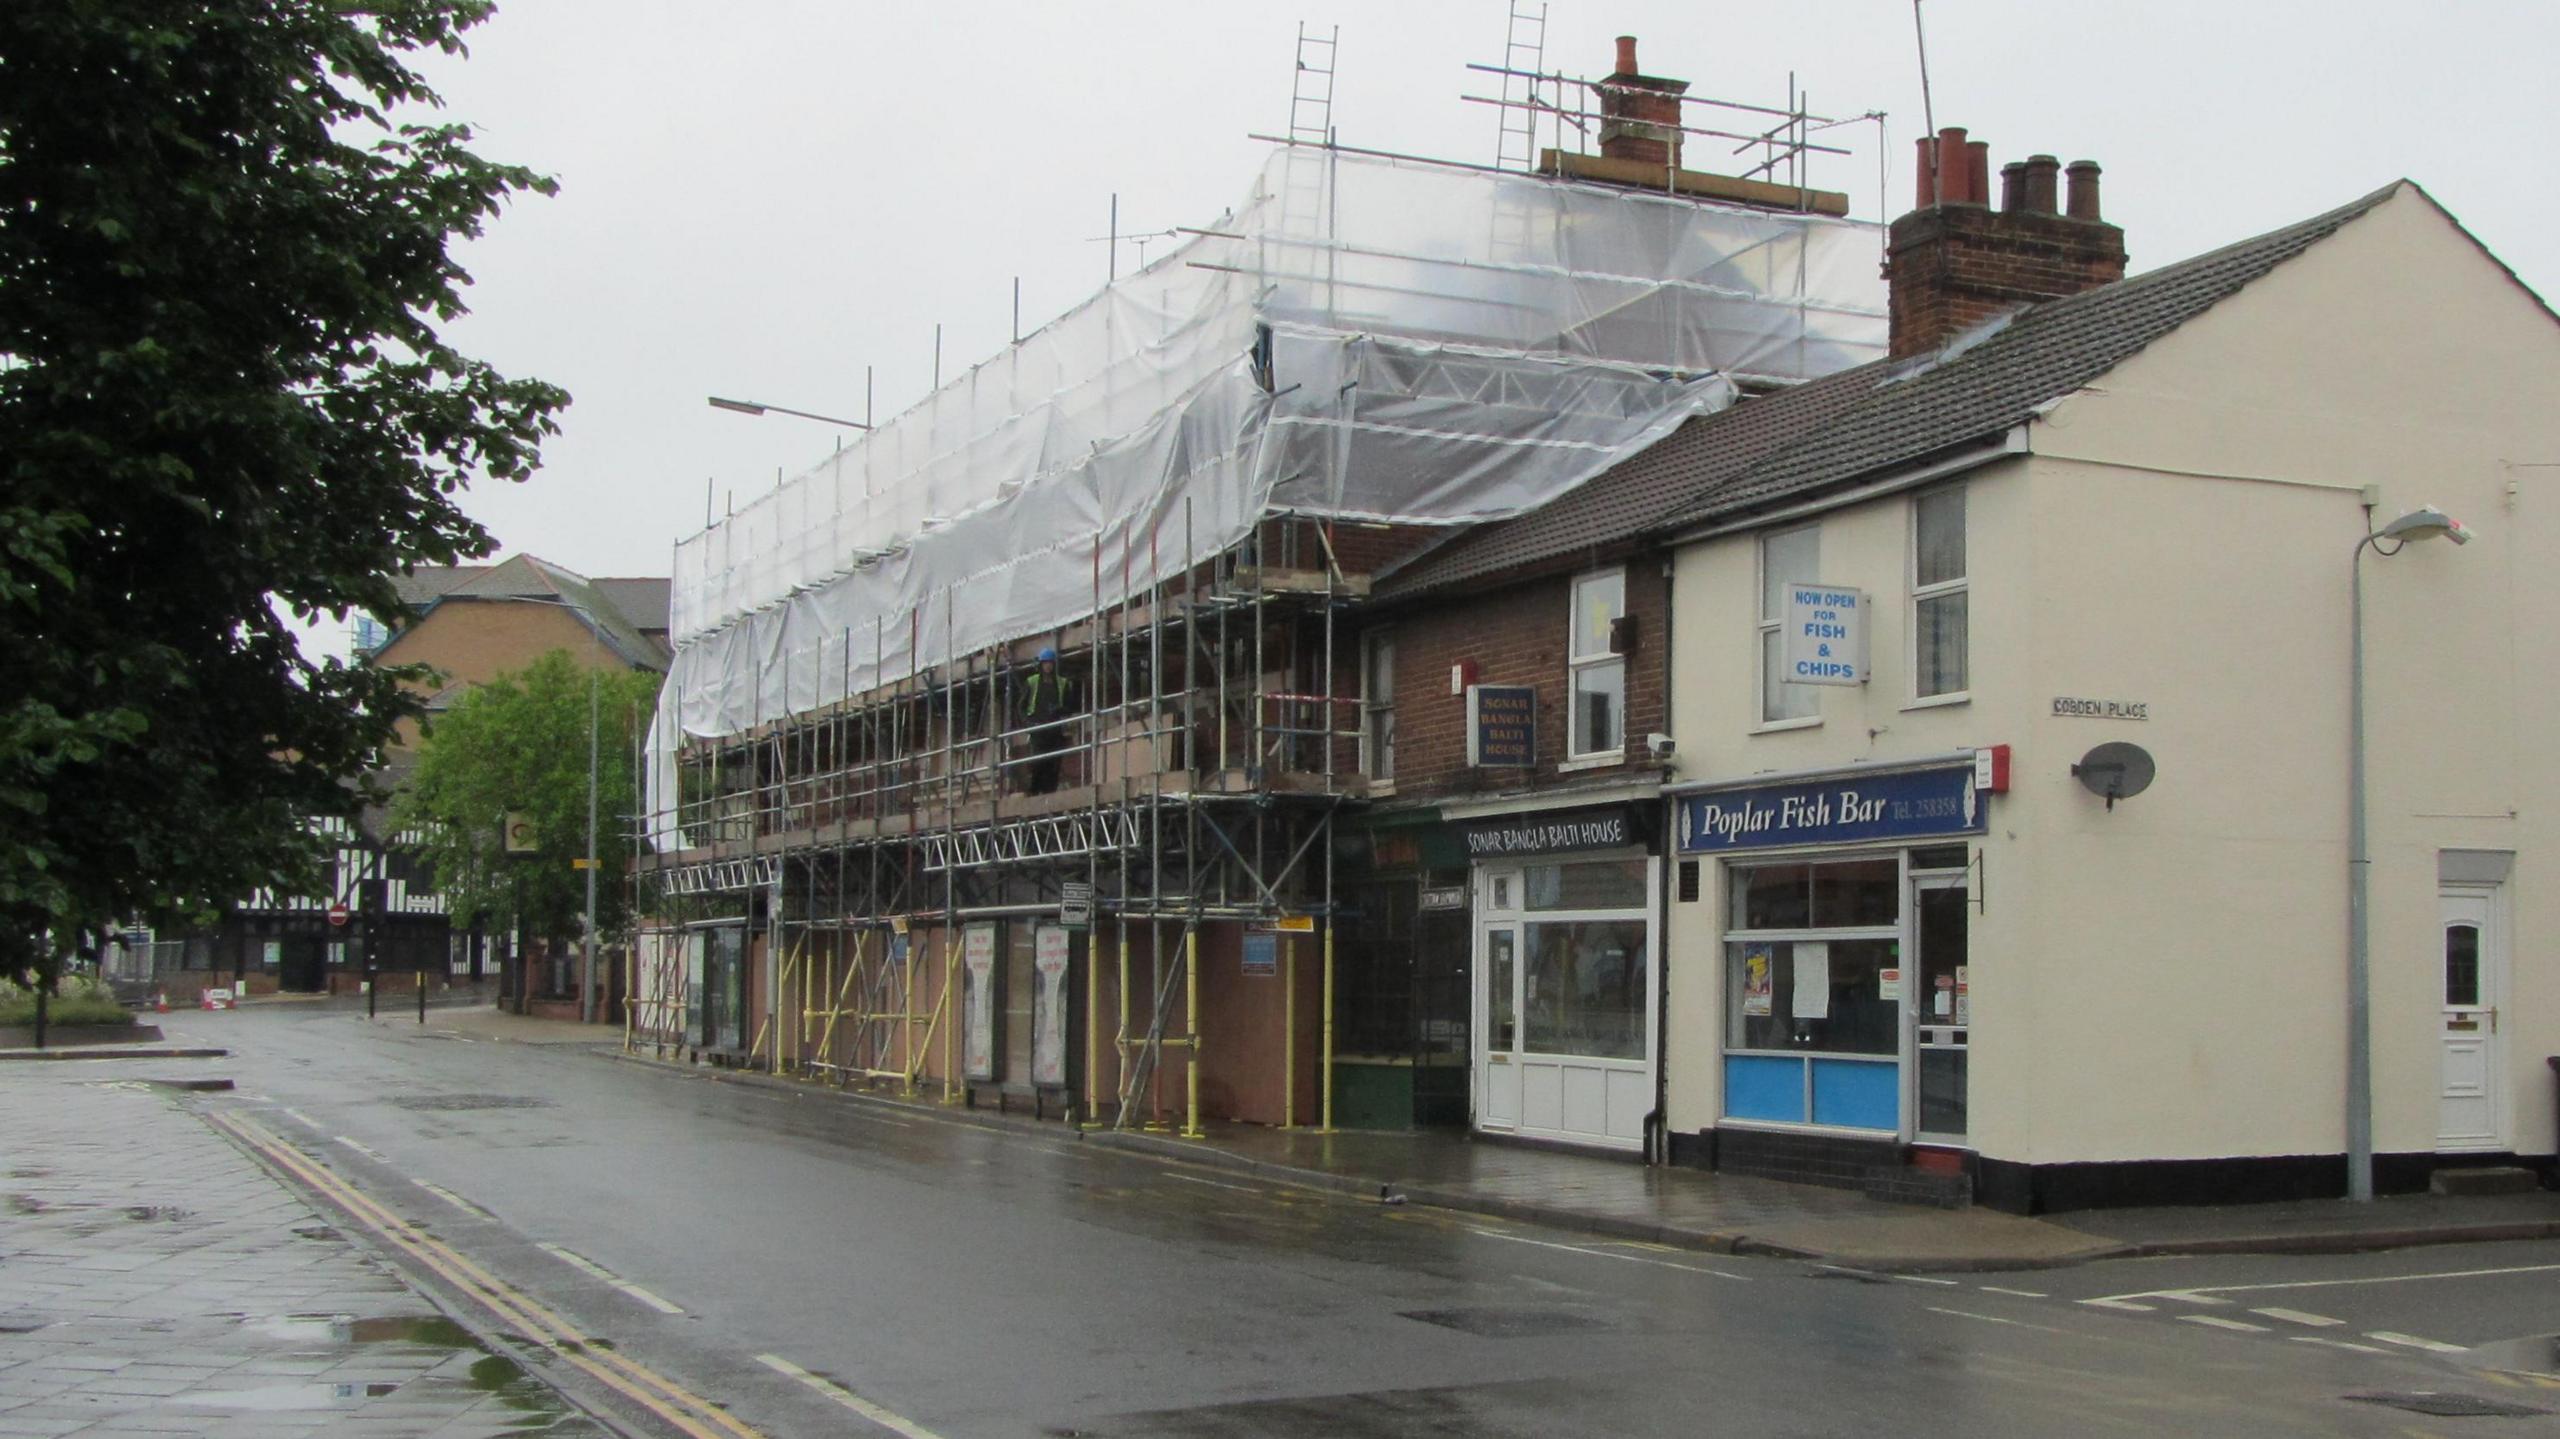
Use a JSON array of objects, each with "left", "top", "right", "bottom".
[
  {"left": 2051, "top": 696, "right": 2149, "bottom": 721},
  {"left": 1060, "top": 880, "right": 1093, "bottom": 928},
  {"left": 1677, "top": 764, "right": 1982, "bottom": 853},
  {"left": 1241, "top": 931, "right": 1279, "bottom": 977},
  {"left": 1030, "top": 925, "right": 1071, "bottom": 1088},
  {"left": 1461, "top": 803, "right": 1644, "bottom": 859},
  {"left": 1466, "top": 685, "right": 1536, "bottom": 767},
  {"left": 1419, "top": 886, "right": 1468, "bottom": 912},
  {"left": 1782, "top": 584, "right": 1868, "bottom": 686}
]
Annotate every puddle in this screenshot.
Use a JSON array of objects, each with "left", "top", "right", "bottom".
[
  {"left": 188, "top": 1380, "right": 404, "bottom": 1410},
  {"left": 471, "top": 1354, "right": 526, "bottom": 1390},
  {"left": 7, "top": 1195, "right": 45, "bottom": 1214},
  {"left": 125, "top": 1204, "right": 188, "bottom": 1222}
]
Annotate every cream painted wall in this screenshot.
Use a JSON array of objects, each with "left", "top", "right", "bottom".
[{"left": 1665, "top": 184, "right": 2560, "bottom": 1170}]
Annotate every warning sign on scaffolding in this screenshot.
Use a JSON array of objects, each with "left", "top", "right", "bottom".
[
  {"left": 1031, "top": 925, "right": 1072, "bottom": 1089},
  {"left": 1060, "top": 881, "right": 1094, "bottom": 929}
]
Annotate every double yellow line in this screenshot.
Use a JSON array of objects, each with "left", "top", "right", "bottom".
[{"left": 207, "top": 1111, "right": 763, "bottom": 1439}]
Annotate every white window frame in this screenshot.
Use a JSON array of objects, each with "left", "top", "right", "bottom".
[
  {"left": 1909, "top": 485, "right": 1969, "bottom": 705},
  {"left": 1566, "top": 569, "right": 1627, "bottom": 762},
  {"left": 1757, "top": 525, "right": 1821, "bottom": 729},
  {"left": 1360, "top": 628, "right": 1396, "bottom": 787}
]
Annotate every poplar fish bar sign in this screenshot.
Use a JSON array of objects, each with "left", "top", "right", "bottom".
[
  {"left": 1678, "top": 764, "right": 1982, "bottom": 853},
  {"left": 1783, "top": 583, "right": 1868, "bottom": 686}
]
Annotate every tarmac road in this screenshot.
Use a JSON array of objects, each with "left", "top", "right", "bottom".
[{"left": 152, "top": 1001, "right": 2560, "bottom": 1438}]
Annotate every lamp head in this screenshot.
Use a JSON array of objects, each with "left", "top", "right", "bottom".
[{"left": 2377, "top": 506, "right": 2470, "bottom": 545}]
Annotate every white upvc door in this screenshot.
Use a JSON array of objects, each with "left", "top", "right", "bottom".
[{"left": 2436, "top": 885, "right": 2505, "bottom": 1152}]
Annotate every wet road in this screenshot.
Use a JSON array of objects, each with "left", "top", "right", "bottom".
[{"left": 164, "top": 1003, "right": 2560, "bottom": 1438}]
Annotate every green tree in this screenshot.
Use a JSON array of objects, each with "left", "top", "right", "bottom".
[
  {"left": 0, "top": 0, "right": 566, "bottom": 1035},
  {"left": 394, "top": 653, "right": 662, "bottom": 949}
]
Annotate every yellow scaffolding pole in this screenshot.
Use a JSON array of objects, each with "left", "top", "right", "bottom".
[
  {"left": 1320, "top": 916, "right": 1336, "bottom": 1132},
  {"left": 1182, "top": 923, "right": 1203, "bottom": 1139},
  {"left": 1082, "top": 921, "right": 1102, "bottom": 1126},
  {"left": 1282, "top": 933, "right": 1296, "bottom": 1129}
]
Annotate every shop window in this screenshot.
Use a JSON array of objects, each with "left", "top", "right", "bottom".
[
  {"left": 1727, "top": 937, "right": 1900, "bottom": 1055},
  {"left": 1759, "top": 526, "right": 1820, "bottom": 723},
  {"left": 1568, "top": 570, "right": 1626, "bottom": 758},
  {"left": 1361, "top": 630, "right": 1397, "bottom": 782},
  {"left": 1526, "top": 919, "right": 1647, "bottom": 1060},
  {"left": 1913, "top": 486, "right": 1969, "bottom": 698},
  {"left": 1527, "top": 858, "right": 1647, "bottom": 911}
]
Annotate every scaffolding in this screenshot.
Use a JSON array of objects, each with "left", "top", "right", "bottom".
[{"left": 637, "top": 47, "right": 1891, "bottom": 1131}]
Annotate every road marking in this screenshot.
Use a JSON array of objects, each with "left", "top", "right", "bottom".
[
  {"left": 2077, "top": 1297, "right": 2157, "bottom": 1312},
  {"left": 1926, "top": 1306, "right": 2079, "bottom": 1336},
  {"left": 335, "top": 1136, "right": 386, "bottom": 1160},
  {"left": 2251, "top": 1307, "right": 2344, "bottom": 1328},
  {"left": 2180, "top": 1314, "right": 2270, "bottom": 1333},
  {"left": 537, "top": 1243, "right": 684, "bottom": 1315},
  {"left": 417, "top": 1182, "right": 489, "bottom": 1218},
  {"left": 2291, "top": 1336, "right": 2388, "bottom": 1355},
  {"left": 756, "top": 1353, "right": 946, "bottom": 1439},
  {"left": 1811, "top": 1264, "right": 1958, "bottom": 1286},
  {"left": 1467, "top": 1228, "right": 1749, "bottom": 1281},
  {"left": 206, "top": 1113, "right": 758, "bottom": 1439},
  {"left": 1169, "top": 1173, "right": 1257, "bottom": 1193},
  {"left": 2149, "top": 1289, "right": 2232, "bottom": 1306},
  {"left": 279, "top": 1107, "right": 323, "bottom": 1130},
  {"left": 1978, "top": 1285, "right": 2048, "bottom": 1298},
  {"left": 2368, "top": 1331, "right": 2471, "bottom": 1355},
  {"left": 2107, "top": 1261, "right": 2560, "bottom": 1300}
]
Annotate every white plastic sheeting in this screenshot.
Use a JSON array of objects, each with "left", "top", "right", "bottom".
[{"left": 651, "top": 148, "right": 1885, "bottom": 849}]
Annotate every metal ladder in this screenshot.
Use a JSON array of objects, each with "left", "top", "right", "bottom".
[
  {"left": 1287, "top": 22, "right": 1339, "bottom": 147},
  {"left": 1493, "top": 2, "right": 1548, "bottom": 171}
]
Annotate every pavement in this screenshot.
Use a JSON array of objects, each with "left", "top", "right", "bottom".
[
  {"left": 364, "top": 1003, "right": 2552, "bottom": 1274},
  {"left": 0, "top": 1054, "right": 611, "bottom": 1438}
]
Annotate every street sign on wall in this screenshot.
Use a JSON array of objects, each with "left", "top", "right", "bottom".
[{"left": 1466, "top": 685, "right": 1536, "bottom": 767}]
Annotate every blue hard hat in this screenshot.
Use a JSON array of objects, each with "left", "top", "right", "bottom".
[{"left": 1038, "top": 646, "right": 1058, "bottom": 662}]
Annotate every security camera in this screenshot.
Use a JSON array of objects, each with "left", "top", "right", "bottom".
[{"left": 1644, "top": 733, "right": 1676, "bottom": 762}]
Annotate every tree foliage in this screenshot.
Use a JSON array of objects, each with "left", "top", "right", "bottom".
[
  {"left": 394, "top": 653, "right": 661, "bottom": 945},
  {"left": 0, "top": 1, "right": 566, "bottom": 993}
]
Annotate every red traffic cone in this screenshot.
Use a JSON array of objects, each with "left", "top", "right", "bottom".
[{"left": 154, "top": 991, "right": 169, "bottom": 1013}]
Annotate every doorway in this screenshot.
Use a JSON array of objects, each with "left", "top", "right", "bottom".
[
  {"left": 2436, "top": 884, "right": 2506, "bottom": 1152},
  {"left": 1472, "top": 857, "right": 1655, "bottom": 1151},
  {"left": 1910, "top": 870, "right": 1969, "bottom": 1143}
]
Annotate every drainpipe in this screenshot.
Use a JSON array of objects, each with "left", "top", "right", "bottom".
[{"left": 1647, "top": 552, "right": 1676, "bottom": 1166}]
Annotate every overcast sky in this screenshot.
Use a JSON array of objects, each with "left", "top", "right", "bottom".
[{"left": 339, "top": 0, "right": 2560, "bottom": 650}]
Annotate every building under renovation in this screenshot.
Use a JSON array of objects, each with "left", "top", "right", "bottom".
[{"left": 633, "top": 35, "right": 1889, "bottom": 1136}]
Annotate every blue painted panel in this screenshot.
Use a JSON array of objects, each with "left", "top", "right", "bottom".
[
  {"left": 1679, "top": 764, "right": 1981, "bottom": 852},
  {"left": 1810, "top": 1057, "right": 1899, "bottom": 1131},
  {"left": 1723, "top": 1055, "right": 1806, "bottom": 1123}
]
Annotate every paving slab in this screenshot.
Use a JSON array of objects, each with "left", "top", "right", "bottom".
[{"left": 0, "top": 1065, "right": 616, "bottom": 1437}]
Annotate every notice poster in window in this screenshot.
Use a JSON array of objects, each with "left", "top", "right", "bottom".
[
  {"left": 963, "top": 924, "right": 1000, "bottom": 1082},
  {"left": 1790, "top": 940, "right": 1831, "bottom": 1020},
  {"left": 1954, "top": 964, "right": 1970, "bottom": 1027},
  {"left": 1742, "top": 946, "right": 1774, "bottom": 1017},
  {"left": 1878, "top": 967, "right": 1902, "bottom": 1001},
  {"left": 1030, "top": 925, "right": 1071, "bottom": 1089}
]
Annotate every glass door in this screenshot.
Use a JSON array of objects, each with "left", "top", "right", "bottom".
[{"left": 1911, "top": 873, "right": 1969, "bottom": 1142}]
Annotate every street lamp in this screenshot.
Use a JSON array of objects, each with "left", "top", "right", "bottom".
[
  {"left": 706, "top": 395, "right": 871, "bottom": 430},
  {"left": 2346, "top": 503, "right": 2469, "bottom": 1202}
]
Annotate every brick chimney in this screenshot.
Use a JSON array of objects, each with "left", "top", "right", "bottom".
[
  {"left": 1598, "top": 35, "right": 1689, "bottom": 168},
  {"left": 1886, "top": 127, "right": 2127, "bottom": 359}
]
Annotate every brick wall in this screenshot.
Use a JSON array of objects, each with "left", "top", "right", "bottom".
[{"left": 1353, "top": 559, "right": 1668, "bottom": 799}]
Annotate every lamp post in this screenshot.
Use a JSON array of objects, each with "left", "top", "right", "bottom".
[
  {"left": 706, "top": 395, "right": 871, "bottom": 430},
  {"left": 2346, "top": 503, "right": 2469, "bottom": 1202}
]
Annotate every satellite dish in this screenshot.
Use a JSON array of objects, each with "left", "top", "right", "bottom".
[{"left": 2072, "top": 742, "right": 2155, "bottom": 811}]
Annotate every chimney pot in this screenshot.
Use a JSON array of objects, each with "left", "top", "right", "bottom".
[
  {"left": 2021, "top": 154, "right": 2061, "bottom": 215},
  {"left": 1934, "top": 127, "right": 1970, "bottom": 204},
  {"left": 2066, "top": 160, "right": 2103, "bottom": 221},
  {"left": 1615, "top": 35, "right": 1638, "bottom": 75},
  {"left": 1917, "top": 137, "right": 1941, "bottom": 207},
  {"left": 2000, "top": 161, "right": 2028, "bottom": 212},
  {"left": 1965, "top": 141, "right": 1991, "bottom": 207}
]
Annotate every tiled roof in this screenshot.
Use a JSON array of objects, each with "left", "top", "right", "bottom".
[
  {"left": 1379, "top": 182, "right": 2405, "bottom": 599},
  {"left": 386, "top": 554, "right": 673, "bottom": 669}
]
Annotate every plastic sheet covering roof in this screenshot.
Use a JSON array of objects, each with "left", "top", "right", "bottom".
[{"left": 651, "top": 148, "right": 1883, "bottom": 844}]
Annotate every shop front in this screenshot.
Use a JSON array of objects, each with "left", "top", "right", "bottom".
[
  {"left": 1675, "top": 759, "right": 1992, "bottom": 1168},
  {"left": 1460, "top": 801, "right": 1660, "bottom": 1152}
]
